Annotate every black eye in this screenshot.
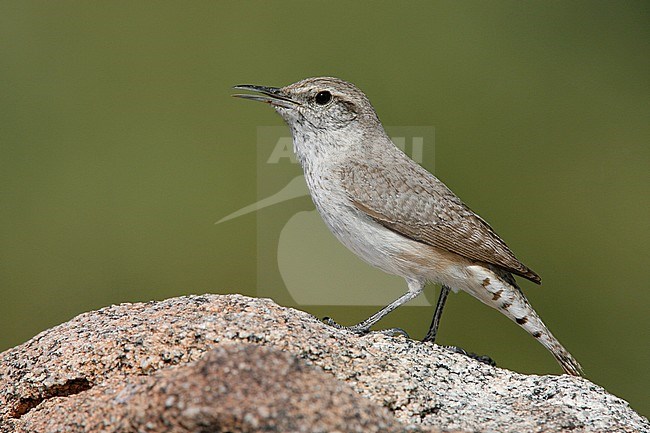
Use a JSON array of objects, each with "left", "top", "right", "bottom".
[{"left": 315, "top": 90, "right": 332, "bottom": 105}]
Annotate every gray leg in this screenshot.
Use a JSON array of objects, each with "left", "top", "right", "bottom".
[
  {"left": 421, "top": 285, "right": 497, "bottom": 366},
  {"left": 422, "top": 285, "right": 451, "bottom": 343},
  {"left": 325, "top": 279, "right": 424, "bottom": 335}
]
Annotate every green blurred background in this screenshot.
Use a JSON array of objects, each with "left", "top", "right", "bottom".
[{"left": 1, "top": 1, "right": 648, "bottom": 416}]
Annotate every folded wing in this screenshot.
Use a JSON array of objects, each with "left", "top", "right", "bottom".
[{"left": 338, "top": 157, "right": 541, "bottom": 284}]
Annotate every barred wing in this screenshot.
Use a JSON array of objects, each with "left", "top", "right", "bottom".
[{"left": 339, "top": 159, "right": 541, "bottom": 283}]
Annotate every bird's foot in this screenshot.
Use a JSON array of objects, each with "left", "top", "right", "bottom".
[
  {"left": 322, "top": 317, "right": 409, "bottom": 338},
  {"left": 444, "top": 345, "right": 497, "bottom": 367}
]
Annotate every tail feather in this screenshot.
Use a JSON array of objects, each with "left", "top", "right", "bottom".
[
  {"left": 469, "top": 266, "right": 583, "bottom": 376},
  {"left": 551, "top": 347, "right": 584, "bottom": 376}
]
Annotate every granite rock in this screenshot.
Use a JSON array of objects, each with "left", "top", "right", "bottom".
[{"left": 0, "top": 294, "right": 647, "bottom": 433}]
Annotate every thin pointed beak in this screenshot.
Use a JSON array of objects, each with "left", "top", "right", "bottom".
[{"left": 232, "top": 84, "right": 299, "bottom": 109}]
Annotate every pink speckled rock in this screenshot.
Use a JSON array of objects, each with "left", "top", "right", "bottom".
[{"left": 0, "top": 294, "right": 646, "bottom": 433}]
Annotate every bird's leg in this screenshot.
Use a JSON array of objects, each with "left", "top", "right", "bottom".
[
  {"left": 422, "top": 284, "right": 451, "bottom": 343},
  {"left": 324, "top": 281, "right": 423, "bottom": 338},
  {"left": 422, "top": 285, "right": 496, "bottom": 367}
]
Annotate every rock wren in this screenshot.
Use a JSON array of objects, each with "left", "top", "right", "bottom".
[{"left": 233, "top": 77, "right": 583, "bottom": 376}]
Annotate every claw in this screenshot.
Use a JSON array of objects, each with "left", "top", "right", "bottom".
[
  {"left": 322, "top": 316, "right": 369, "bottom": 335},
  {"left": 444, "top": 345, "right": 497, "bottom": 367},
  {"left": 322, "top": 317, "right": 408, "bottom": 338},
  {"left": 377, "top": 327, "right": 410, "bottom": 338}
]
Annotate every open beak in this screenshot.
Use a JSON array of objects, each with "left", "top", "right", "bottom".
[{"left": 232, "top": 85, "right": 299, "bottom": 109}]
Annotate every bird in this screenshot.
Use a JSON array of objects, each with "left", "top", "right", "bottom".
[{"left": 232, "top": 76, "right": 583, "bottom": 376}]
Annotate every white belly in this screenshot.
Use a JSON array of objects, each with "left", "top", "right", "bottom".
[{"left": 306, "top": 170, "right": 492, "bottom": 296}]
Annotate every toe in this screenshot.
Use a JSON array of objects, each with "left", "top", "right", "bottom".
[
  {"left": 443, "top": 346, "right": 497, "bottom": 367},
  {"left": 378, "top": 327, "right": 410, "bottom": 338}
]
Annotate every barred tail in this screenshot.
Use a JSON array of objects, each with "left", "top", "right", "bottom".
[{"left": 471, "top": 267, "right": 584, "bottom": 376}]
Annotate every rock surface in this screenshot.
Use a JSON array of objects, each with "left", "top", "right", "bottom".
[
  {"left": 0, "top": 294, "right": 647, "bottom": 433},
  {"left": 3, "top": 343, "right": 429, "bottom": 433}
]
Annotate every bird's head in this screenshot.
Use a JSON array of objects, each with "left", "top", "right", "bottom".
[{"left": 233, "top": 77, "right": 385, "bottom": 161}]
